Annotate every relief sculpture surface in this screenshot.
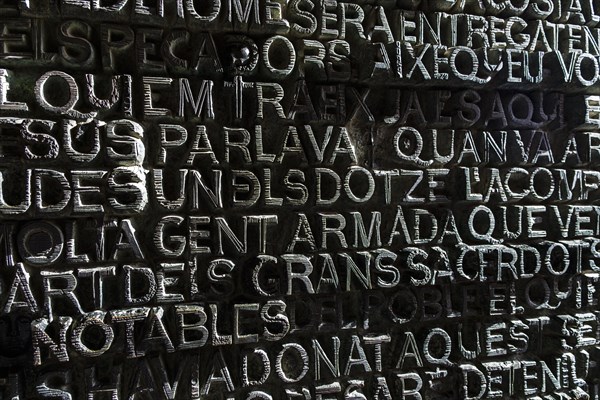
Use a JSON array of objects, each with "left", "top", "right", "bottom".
[{"left": 1, "top": 0, "right": 600, "bottom": 398}]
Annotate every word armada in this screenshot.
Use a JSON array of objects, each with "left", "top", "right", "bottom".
[
  {"left": 3, "top": 0, "right": 600, "bottom": 398},
  {"left": 17, "top": 339, "right": 598, "bottom": 399}
]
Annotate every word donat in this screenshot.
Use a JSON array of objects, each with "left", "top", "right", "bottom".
[
  {"left": 13, "top": 353, "right": 596, "bottom": 400},
  {"left": 28, "top": 315, "right": 540, "bottom": 365},
  {"left": 4, "top": 363, "right": 448, "bottom": 400},
  {"left": 27, "top": 327, "right": 596, "bottom": 399}
]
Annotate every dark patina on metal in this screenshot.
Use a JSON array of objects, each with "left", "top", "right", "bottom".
[{"left": 1, "top": 0, "right": 600, "bottom": 398}]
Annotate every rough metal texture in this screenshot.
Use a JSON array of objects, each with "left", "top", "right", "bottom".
[{"left": 1, "top": 0, "right": 600, "bottom": 399}]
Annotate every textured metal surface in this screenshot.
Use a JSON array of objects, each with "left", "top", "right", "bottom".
[{"left": 1, "top": 0, "right": 600, "bottom": 398}]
